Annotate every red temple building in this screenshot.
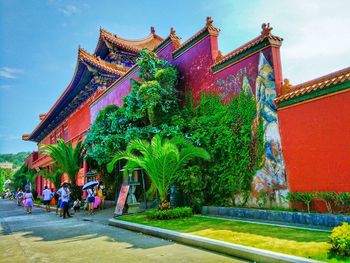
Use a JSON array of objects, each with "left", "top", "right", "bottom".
[
  {"left": 22, "top": 28, "right": 163, "bottom": 193},
  {"left": 23, "top": 18, "right": 350, "bottom": 211}
]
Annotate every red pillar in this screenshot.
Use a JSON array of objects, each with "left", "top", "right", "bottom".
[{"left": 271, "top": 46, "right": 283, "bottom": 96}]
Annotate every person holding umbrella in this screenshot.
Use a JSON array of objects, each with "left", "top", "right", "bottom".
[{"left": 83, "top": 181, "right": 98, "bottom": 215}]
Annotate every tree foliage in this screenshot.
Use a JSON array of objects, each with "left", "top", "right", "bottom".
[
  {"left": 41, "top": 139, "right": 85, "bottom": 200},
  {"left": 107, "top": 135, "right": 210, "bottom": 208},
  {"left": 38, "top": 164, "right": 63, "bottom": 190},
  {"left": 85, "top": 49, "right": 180, "bottom": 178},
  {"left": 86, "top": 49, "right": 265, "bottom": 209},
  {"left": 174, "top": 93, "right": 264, "bottom": 206},
  {"left": 0, "top": 168, "right": 14, "bottom": 192},
  {"left": 0, "top": 152, "right": 30, "bottom": 168},
  {"left": 10, "top": 164, "right": 29, "bottom": 191}
]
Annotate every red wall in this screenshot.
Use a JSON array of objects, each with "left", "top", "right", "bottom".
[
  {"left": 91, "top": 34, "right": 277, "bottom": 115},
  {"left": 278, "top": 90, "right": 350, "bottom": 193},
  {"left": 67, "top": 101, "right": 90, "bottom": 141}
]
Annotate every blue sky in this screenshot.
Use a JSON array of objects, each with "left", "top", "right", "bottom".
[{"left": 0, "top": 0, "right": 349, "bottom": 154}]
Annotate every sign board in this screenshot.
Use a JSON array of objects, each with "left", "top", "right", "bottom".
[{"left": 114, "top": 185, "right": 129, "bottom": 216}]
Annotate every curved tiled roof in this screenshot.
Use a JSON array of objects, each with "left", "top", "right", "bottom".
[
  {"left": 275, "top": 66, "right": 350, "bottom": 104},
  {"left": 78, "top": 48, "right": 128, "bottom": 75},
  {"left": 212, "top": 23, "right": 283, "bottom": 69},
  {"left": 24, "top": 48, "right": 125, "bottom": 142},
  {"left": 97, "top": 28, "right": 164, "bottom": 54}
]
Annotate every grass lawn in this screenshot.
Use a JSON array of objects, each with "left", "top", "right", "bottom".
[{"left": 118, "top": 214, "right": 350, "bottom": 263}]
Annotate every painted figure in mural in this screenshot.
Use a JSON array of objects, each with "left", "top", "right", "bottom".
[
  {"left": 217, "top": 52, "right": 288, "bottom": 206},
  {"left": 253, "top": 52, "right": 288, "bottom": 203}
]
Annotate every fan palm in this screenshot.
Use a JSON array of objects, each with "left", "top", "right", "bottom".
[
  {"left": 41, "top": 139, "right": 85, "bottom": 199},
  {"left": 107, "top": 135, "right": 210, "bottom": 209}
]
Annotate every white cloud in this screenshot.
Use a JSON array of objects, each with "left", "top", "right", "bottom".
[
  {"left": 221, "top": 0, "right": 350, "bottom": 84},
  {"left": 58, "top": 4, "right": 80, "bottom": 16},
  {"left": 0, "top": 67, "right": 23, "bottom": 79}
]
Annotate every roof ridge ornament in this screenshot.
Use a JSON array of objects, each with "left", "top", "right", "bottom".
[
  {"left": 169, "top": 27, "right": 181, "bottom": 49},
  {"left": 261, "top": 22, "right": 273, "bottom": 37},
  {"left": 281, "top": 78, "right": 293, "bottom": 94},
  {"left": 150, "top": 26, "right": 156, "bottom": 35},
  {"left": 205, "top": 16, "right": 220, "bottom": 36},
  {"left": 206, "top": 16, "right": 213, "bottom": 27}
]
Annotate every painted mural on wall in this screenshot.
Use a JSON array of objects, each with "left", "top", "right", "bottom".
[
  {"left": 253, "top": 52, "right": 288, "bottom": 201},
  {"left": 216, "top": 52, "right": 288, "bottom": 203},
  {"left": 216, "top": 65, "right": 256, "bottom": 101}
]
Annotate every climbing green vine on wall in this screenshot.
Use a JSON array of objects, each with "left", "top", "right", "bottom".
[{"left": 174, "top": 93, "right": 265, "bottom": 207}]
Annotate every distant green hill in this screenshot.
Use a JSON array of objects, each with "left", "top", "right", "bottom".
[{"left": 0, "top": 152, "right": 30, "bottom": 168}]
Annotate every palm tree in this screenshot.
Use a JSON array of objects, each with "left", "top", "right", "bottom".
[
  {"left": 107, "top": 135, "right": 210, "bottom": 209},
  {"left": 39, "top": 164, "right": 63, "bottom": 190},
  {"left": 41, "top": 139, "right": 85, "bottom": 200}
]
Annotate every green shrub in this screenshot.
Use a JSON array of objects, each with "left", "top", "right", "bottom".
[
  {"left": 287, "top": 192, "right": 315, "bottom": 213},
  {"left": 146, "top": 207, "right": 193, "bottom": 220},
  {"left": 34, "top": 198, "right": 43, "bottom": 205},
  {"left": 329, "top": 222, "right": 350, "bottom": 256},
  {"left": 316, "top": 191, "right": 337, "bottom": 213},
  {"left": 175, "top": 165, "right": 205, "bottom": 213},
  {"left": 335, "top": 192, "right": 350, "bottom": 213},
  {"left": 257, "top": 191, "right": 268, "bottom": 208}
]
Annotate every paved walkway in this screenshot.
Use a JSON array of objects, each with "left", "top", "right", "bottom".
[{"left": 0, "top": 199, "right": 245, "bottom": 263}]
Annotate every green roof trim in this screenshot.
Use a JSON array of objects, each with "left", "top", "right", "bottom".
[
  {"left": 278, "top": 80, "right": 350, "bottom": 108},
  {"left": 154, "top": 37, "right": 172, "bottom": 53},
  {"left": 172, "top": 29, "right": 209, "bottom": 59},
  {"left": 212, "top": 38, "right": 270, "bottom": 73}
]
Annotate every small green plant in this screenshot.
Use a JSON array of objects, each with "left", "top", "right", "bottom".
[
  {"left": 329, "top": 222, "right": 350, "bottom": 257},
  {"left": 256, "top": 191, "right": 268, "bottom": 208},
  {"left": 287, "top": 192, "right": 315, "bottom": 213},
  {"left": 145, "top": 207, "right": 193, "bottom": 220},
  {"left": 317, "top": 191, "right": 337, "bottom": 213},
  {"left": 335, "top": 192, "right": 350, "bottom": 213}
]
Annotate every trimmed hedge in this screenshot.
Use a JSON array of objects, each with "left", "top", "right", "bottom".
[{"left": 146, "top": 207, "right": 193, "bottom": 220}]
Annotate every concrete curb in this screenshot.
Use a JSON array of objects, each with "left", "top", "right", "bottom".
[
  {"left": 34, "top": 204, "right": 55, "bottom": 210},
  {"left": 108, "top": 218, "right": 321, "bottom": 263}
]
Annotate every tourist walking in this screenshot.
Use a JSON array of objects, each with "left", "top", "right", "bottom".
[
  {"left": 24, "top": 190, "right": 34, "bottom": 214},
  {"left": 87, "top": 187, "right": 95, "bottom": 215},
  {"left": 16, "top": 189, "right": 24, "bottom": 206},
  {"left": 61, "top": 184, "right": 72, "bottom": 219},
  {"left": 42, "top": 186, "right": 52, "bottom": 212},
  {"left": 54, "top": 188, "right": 60, "bottom": 214},
  {"left": 98, "top": 182, "right": 106, "bottom": 210},
  {"left": 56, "top": 186, "right": 63, "bottom": 216}
]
